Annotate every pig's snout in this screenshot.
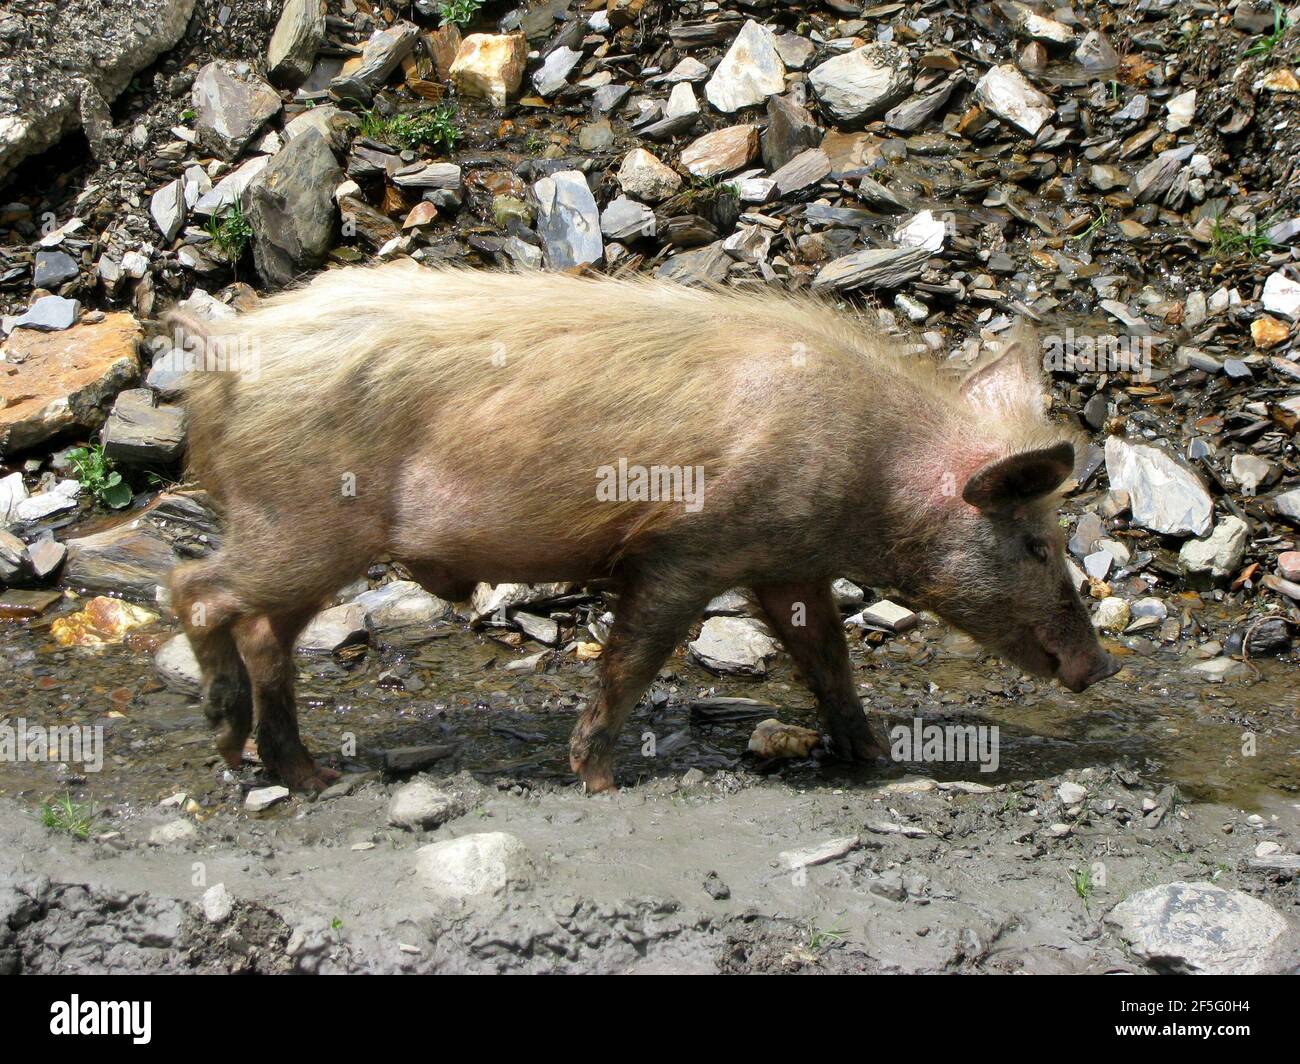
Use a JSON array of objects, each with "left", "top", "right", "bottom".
[{"left": 1057, "top": 651, "right": 1120, "bottom": 693}]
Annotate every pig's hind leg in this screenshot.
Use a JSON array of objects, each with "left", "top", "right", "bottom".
[
  {"left": 171, "top": 557, "right": 254, "bottom": 768},
  {"left": 570, "top": 563, "right": 712, "bottom": 793},
  {"left": 753, "top": 581, "right": 888, "bottom": 762},
  {"left": 234, "top": 607, "right": 340, "bottom": 793}
]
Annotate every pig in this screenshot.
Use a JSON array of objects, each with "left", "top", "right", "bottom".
[{"left": 166, "top": 262, "right": 1117, "bottom": 794}]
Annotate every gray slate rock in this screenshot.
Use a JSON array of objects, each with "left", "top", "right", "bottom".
[
  {"left": 813, "top": 244, "right": 930, "bottom": 291},
  {"left": 101, "top": 389, "right": 186, "bottom": 467},
  {"left": 33, "top": 251, "right": 79, "bottom": 289},
  {"left": 13, "top": 296, "right": 80, "bottom": 332},
  {"left": 245, "top": 128, "right": 342, "bottom": 287},
  {"left": 533, "top": 170, "right": 602, "bottom": 270},
  {"left": 192, "top": 62, "right": 281, "bottom": 161},
  {"left": 268, "top": 0, "right": 326, "bottom": 87}
]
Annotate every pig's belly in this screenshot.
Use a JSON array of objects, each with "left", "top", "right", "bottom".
[{"left": 385, "top": 465, "right": 637, "bottom": 583}]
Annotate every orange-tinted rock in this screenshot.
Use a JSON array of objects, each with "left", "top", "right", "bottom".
[
  {"left": 50, "top": 595, "right": 159, "bottom": 647},
  {"left": 680, "top": 125, "right": 759, "bottom": 177},
  {"left": 1252, "top": 316, "right": 1291, "bottom": 350},
  {"left": 450, "top": 34, "right": 527, "bottom": 108},
  {"left": 0, "top": 313, "right": 141, "bottom": 455}
]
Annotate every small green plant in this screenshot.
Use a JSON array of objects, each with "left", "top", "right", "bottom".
[
  {"left": 180, "top": 107, "right": 196, "bottom": 123},
  {"left": 206, "top": 199, "right": 254, "bottom": 267},
  {"left": 681, "top": 174, "right": 740, "bottom": 213},
  {"left": 807, "top": 925, "right": 848, "bottom": 952},
  {"left": 1246, "top": 3, "right": 1290, "bottom": 57},
  {"left": 438, "top": 0, "right": 484, "bottom": 27},
  {"left": 360, "top": 104, "right": 460, "bottom": 152},
  {"left": 1069, "top": 205, "right": 1108, "bottom": 241},
  {"left": 1072, "top": 866, "right": 1094, "bottom": 903},
  {"left": 66, "top": 444, "right": 132, "bottom": 509},
  {"left": 331, "top": 916, "right": 344, "bottom": 931},
  {"left": 1210, "top": 216, "right": 1279, "bottom": 258},
  {"left": 41, "top": 794, "right": 96, "bottom": 840}
]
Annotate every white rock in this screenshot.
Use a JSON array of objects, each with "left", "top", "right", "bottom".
[
  {"left": 1262, "top": 271, "right": 1300, "bottom": 318},
  {"left": 148, "top": 818, "right": 197, "bottom": 845},
  {"left": 155, "top": 633, "right": 202, "bottom": 696},
  {"left": 0, "top": 471, "right": 29, "bottom": 525},
  {"left": 852, "top": 599, "right": 917, "bottom": 632},
  {"left": 1093, "top": 596, "right": 1131, "bottom": 632},
  {"left": 1165, "top": 89, "right": 1196, "bottom": 132},
  {"left": 388, "top": 780, "right": 461, "bottom": 831},
  {"left": 150, "top": 178, "right": 185, "bottom": 241},
  {"left": 894, "top": 209, "right": 946, "bottom": 252},
  {"left": 666, "top": 82, "right": 699, "bottom": 119},
  {"left": 1106, "top": 882, "right": 1298, "bottom": 974},
  {"left": 296, "top": 603, "right": 368, "bottom": 652},
  {"left": 245, "top": 785, "right": 291, "bottom": 812},
  {"left": 352, "top": 580, "right": 450, "bottom": 631},
  {"left": 202, "top": 882, "right": 234, "bottom": 924},
  {"left": 975, "top": 64, "right": 1054, "bottom": 135},
  {"left": 616, "top": 148, "right": 682, "bottom": 203},
  {"left": 1104, "top": 437, "right": 1213, "bottom": 536},
  {"left": 415, "top": 832, "right": 533, "bottom": 900},
  {"left": 704, "top": 20, "right": 786, "bottom": 114},
  {"left": 1178, "top": 516, "right": 1248, "bottom": 579},
  {"left": 778, "top": 835, "right": 860, "bottom": 870},
  {"left": 1057, "top": 781, "right": 1087, "bottom": 805},
  {"left": 689, "top": 616, "right": 779, "bottom": 675},
  {"left": 1189, "top": 657, "right": 1251, "bottom": 683},
  {"left": 808, "top": 45, "right": 911, "bottom": 123}
]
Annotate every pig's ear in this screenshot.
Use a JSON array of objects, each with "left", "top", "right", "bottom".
[
  {"left": 962, "top": 442, "right": 1075, "bottom": 512},
  {"left": 960, "top": 333, "right": 1047, "bottom": 418}
]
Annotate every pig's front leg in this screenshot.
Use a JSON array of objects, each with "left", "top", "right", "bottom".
[
  {"left": 753, "top": 581, "right": 888, "bottom": 762},
  {"left": 570, "top": 566, "right": 711, "bottom": 793}
]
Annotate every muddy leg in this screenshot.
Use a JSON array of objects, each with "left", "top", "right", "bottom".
[
  {"left": 234, "top": 608, "right": 339, "bottom": 793},
  {"left": 569, "top": 569, "right": 709, "bottom": 793},
  {"left": 752, "top": 581, "right": 887, "bottom": 761},
  {"left": 171, "top": 558, "right": 253, "bottom": 768}
]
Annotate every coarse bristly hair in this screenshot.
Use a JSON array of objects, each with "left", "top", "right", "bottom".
[{"left": 165, "top": 262, "right": 1077, "bottom": 551}]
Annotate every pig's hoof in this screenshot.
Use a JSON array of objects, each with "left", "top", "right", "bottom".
[
  {"left": 215, "top": 732, "right": 253, "bottom": 769},
  {"left": 265, "top": 750, "right": 339, "bottom": 793},
  {"left": 281, "top": 762, "right": 340, "bottom": 794},
  {"left": 830, "top": 720, "right": 889, "bottom": 763},
  {"left": 571, "top": 755, "right": 618, "bottom": 794}
]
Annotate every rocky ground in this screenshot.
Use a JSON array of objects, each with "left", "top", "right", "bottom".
[{"left": 2, "top": 0, "right": 1300, "bottom": 973}]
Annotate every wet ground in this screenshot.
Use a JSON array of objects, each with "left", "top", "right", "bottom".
[
  {"left": 2, "top": 583, "right": 1297, "bottom": 809},
  {"left": 1, "top": 576, "right": 1297, "bottom": 973}
]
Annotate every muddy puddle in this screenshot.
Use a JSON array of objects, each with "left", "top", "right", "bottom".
[{"left": 2, "top": 596, "right": 1295, "bottom": 816}]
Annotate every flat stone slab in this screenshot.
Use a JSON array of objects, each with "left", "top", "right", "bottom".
[{"left": 0, "top": 313, "right": 141, "bottom": 455}]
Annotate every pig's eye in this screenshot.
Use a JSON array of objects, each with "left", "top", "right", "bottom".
[{"left": 1027, "top": 539, "right": 1050, "bottom": 563}]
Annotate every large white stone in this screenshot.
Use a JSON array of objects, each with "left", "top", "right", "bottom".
[
  {"left": 705, "top": 20, "right": 786, "bottom": 114},
  {"left": 808, "top": 45, "right": 911, "bottom": 123},
  {"left": 416, "top": 832, "right": 533, "bottom": 900},
  {"left": 1107, "top": 882, "right": 1299, "bottom": 974},
  {"left": 975, "top": 64, "right": 1054, "bottom": 135},
  {"left": 1104, "top": 437, "right": 1212, "bottom": 536}
]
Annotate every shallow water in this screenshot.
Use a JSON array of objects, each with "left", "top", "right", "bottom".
[{"left": 1, "top": 597, "right": 1295, "bottom": 816}]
